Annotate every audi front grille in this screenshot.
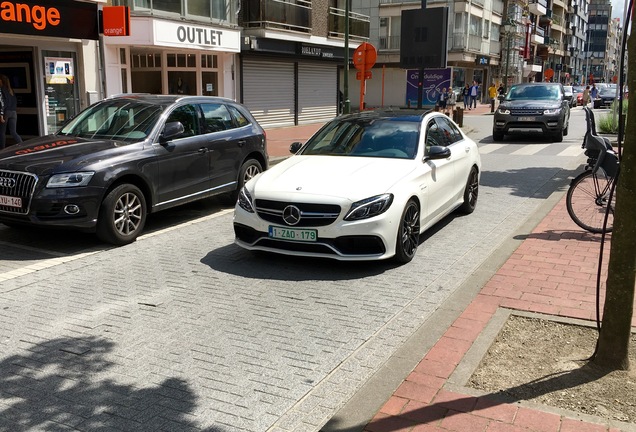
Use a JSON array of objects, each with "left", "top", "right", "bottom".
[{"left": 0, "top": 170, "right": 38, "bottom": 215}]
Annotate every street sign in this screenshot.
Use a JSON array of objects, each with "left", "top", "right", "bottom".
[
  {"left": 544, "top": 68, "right": 554, "bottom": 79},
  {"left": 353, "top": 42, "right": 377, "bottom": 71}
]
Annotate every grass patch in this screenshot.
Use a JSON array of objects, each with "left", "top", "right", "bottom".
[{"left": 597, "top": 99, "right": 628, "bottom": 134}]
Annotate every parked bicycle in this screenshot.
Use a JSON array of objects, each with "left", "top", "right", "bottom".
[{"left": 565, "top": 107, "right": 619, "bottom": 233}]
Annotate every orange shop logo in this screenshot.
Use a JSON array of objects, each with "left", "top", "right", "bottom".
[{"left": 0, "top": 1, "right": 61, "bottom": 31}]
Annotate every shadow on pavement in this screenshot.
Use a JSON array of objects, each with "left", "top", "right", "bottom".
[{"left": 0, "top": 336, "right": 227, "bottom": 431}]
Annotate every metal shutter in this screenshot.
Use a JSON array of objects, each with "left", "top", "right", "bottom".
[
  {"left": 298, "top": 62, "right": 337, "bottom": 124},
  {"left": 242, "top": 60, "right": 295, "bottom": 128}
]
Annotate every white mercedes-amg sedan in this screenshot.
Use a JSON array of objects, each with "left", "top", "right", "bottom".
[{"left": 233, "top": 110, "right": 481, "bottom": 264}]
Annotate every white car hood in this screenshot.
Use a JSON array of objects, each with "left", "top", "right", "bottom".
[{"left": 252, "top": 156, "right": 414, "bottom": 200}]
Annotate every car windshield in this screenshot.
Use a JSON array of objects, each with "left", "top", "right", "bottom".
[
  {"left": 506, "top": 85, "right": 561, "bottom": 101},
  {"left": 300, "top": 118, "right": 421, "bottom": 159},
  {"left": 58, "top": 99, "right": 165, "bottom": 141},
  {"left": 563, "top": 86, "right": 573, "bottom": 95},
  {"left": 599, "top": 87, "right": 617, "bottom": 95}
]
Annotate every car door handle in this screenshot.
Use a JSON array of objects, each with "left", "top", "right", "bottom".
[
  {"left": 198, "top": 147, "right": 208, "bottom": 154},
  {"left": 238, "top": 140, "right": 246, "bottom": 147}
]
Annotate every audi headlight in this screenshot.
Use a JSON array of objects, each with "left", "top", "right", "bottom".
[
  {"left": 497, "top": 108, "right": 510, "bottom": 115},
  {"left": 47, "top": 172, "right": 94, "bottom": 188},
  {"left": 344, "top": 193, "right": 393, "bottom": 221},
  {"left": 543, "top": 108, "right": 562, "bottom": 115},
  {"left": 237, "top": 186, "right": 255, "bottom": 213}
]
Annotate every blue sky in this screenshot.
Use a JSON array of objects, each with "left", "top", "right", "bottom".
[{"left": 611, "top": 0, "right": 626, "bottom": 19}]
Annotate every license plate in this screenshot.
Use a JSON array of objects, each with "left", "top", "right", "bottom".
[
  {"left": 269, "top": 226, "right": 317, "bottom": 242},
  {"left": 518, "top": 116, "right": 536, "bottom": 121},
  {"left": 0, "top": 195, "right": 22, "bottom": 208}
]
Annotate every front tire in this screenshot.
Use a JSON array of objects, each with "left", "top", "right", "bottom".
[
  {"left": 459, "top": 167, "right": 479, "bottom": 214},
  {"left": 226, "top": 159, "right": 263, "bottom": 204},
  {"left": 96, "top": 184, "right": 147, "bottom": 245},
  {"left": 492, "top": 131, "right": 504, "bottom": 142},
  {"left": 552, "top": 128, "right": 564, "bottom": 142},
  {"left": 393, "top": 199, "right": 420, "bottom": 264},
  {"left": 566, "top": 170, "right": 614, "bottom": 233}
]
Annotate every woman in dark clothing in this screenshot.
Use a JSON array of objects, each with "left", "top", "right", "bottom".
[{"left": 0, "top": 74, "right": 22, "bottom": 149}]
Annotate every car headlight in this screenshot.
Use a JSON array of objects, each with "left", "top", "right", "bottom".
[
  {"left": 543, "top": 108, "right": 562, "bottom": 115},
  {"left": 496, "top": 108, "right": 510, "bottom": 115},
  {"left": 344, "top": 193, "right": 393, "bottom": 221},
  {"left": 237, "top": 186, "right": 255, "bottom": 213},
  {"left": 46, "top": 172, "right": 95, "bottom": 188}
]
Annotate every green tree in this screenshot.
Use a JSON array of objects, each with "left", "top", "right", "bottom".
[{"left": 591, "top": 29, "right": 636, "bottom": 369}]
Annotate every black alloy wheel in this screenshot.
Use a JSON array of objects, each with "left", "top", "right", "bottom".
[
  {"left": 394, "top": 199, "right": 420, "bottom": 264},
  {"left": 459, "top": 167, "right": 479, "bottom": 214}
]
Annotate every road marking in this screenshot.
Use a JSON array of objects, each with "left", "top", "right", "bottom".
[
  {"left": 557, "top": 146, "right": 585, "bottom": 157},
  {"left": 0, "top": 208, "right": 235, "bottom": 284},
  {"left": 510, "top": 144, "right": 551, "bottom": 155},
  {"left": 479, "top": 144, "right": 507, "bottom": 154}
]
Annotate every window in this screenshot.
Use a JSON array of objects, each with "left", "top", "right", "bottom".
[
  {"left": 435, "top": 117, "right": 462, "bottom": 144},
  {"left": 425, "top": 120, "right": 445, "bottom": 148},
  {"left": 228, "top": 105, "right": 250, "bottom": 128},
  {"left": 166, "top": 104, "right": 200, "bottom": 138},
  {"left": 201, "top": 103, "right": 233, "bottom": 133}
]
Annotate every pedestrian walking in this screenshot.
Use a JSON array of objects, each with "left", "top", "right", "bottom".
[
  {"left": 437, "top": 87, "right": 448, "bottom": 112},
  {"left": 470, "top": 80, "right": 479, "bottom": 109},
  {"left": 446, "top": 87, "right": 456, "bottom": 116},
  {"left": 462, "top": 83, "right": 470, "bottom": 110},
  {"left": 488, "top": 82, "right": 497, "bottom": 112},
  {"left": 0, "top": 74, "right": 22, "bottom": 150},
  {"left": 590, "top": 84, "right": 599, "bottom": 108},
  {"left": 583, "top": 85, "right": 591, "bottom": 107}
]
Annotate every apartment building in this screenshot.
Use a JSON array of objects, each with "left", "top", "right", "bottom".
[{"left": 586, "top": 0, "right": 612, "bottom": 82}]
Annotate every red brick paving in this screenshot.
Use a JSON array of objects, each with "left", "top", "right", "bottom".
[{"left": 362, "top": 193, "right": 634, "bottom": 432}]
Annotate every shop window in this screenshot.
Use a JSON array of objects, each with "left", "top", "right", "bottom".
[
  {"left": 119, "top": 48, "right": 127, "bottom": 65},
  {"left": 202, "top": 55, "right": 218, "bottom": 69},
  {"left": 202, "top": 72, "right": 218, "bottom": 96}
]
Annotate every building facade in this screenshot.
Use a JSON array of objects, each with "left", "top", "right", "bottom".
[{"left": 0, "top": 0, "right": 103, "bottom": 140}]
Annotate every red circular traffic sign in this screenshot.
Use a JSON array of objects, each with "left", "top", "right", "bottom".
[{"left": 353, "top": 42, "right": 377, "bottom": 71}]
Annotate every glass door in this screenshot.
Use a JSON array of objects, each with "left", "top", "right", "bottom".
[{"left": 42, "top": 51, "right": 80, "bottom": 134}]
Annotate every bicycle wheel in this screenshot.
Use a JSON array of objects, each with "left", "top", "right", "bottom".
[{"left": 566, "top": 170, "right": 615, "bottom": 233}]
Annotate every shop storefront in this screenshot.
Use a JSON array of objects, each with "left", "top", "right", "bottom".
[
  {"left": 0, "top": 0, "right": 101, "bottom": 140},
  {"left": 102, "top": 17, "right": 240, "bottom": 101},
  {"left": 240, "top": 38, "right": 344, "bottom": 128}
]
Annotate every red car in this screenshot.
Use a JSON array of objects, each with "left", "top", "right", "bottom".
[{"left": 573, "top": 86, "right": 586, "bottom": 105}]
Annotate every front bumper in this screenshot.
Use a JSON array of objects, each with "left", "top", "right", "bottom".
[
  {"left": 493, "top": 113, "right": 565, "bottom": 135},
  {"left": 0, "top": 185, "right": 103, "bottom": 230},
  {"left": 232, "top": 205, "right": 399, "bottom": 261}
]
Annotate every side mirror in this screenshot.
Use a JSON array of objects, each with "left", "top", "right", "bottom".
[
  {"left": 160, "top": 121, "right": 185, "bottom": 142},
  {"left": 290, "top": 142, "right": 303, "bottom": 154},
  {"left": 424, "top": 145, "right": 451, "bottom": 161}
]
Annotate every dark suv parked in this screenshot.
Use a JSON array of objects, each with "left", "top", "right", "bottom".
[
  {"left": 493, "top": 82, "right": 570, "bottom": 142},
  {"left": 0, "top": 95, "right": 268, "bottom": 245}
]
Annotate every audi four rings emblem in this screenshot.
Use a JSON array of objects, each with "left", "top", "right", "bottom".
[
  {"left": 0, "top": 177, "right": 16, "bottom": 188},
  {"left": 282, "top": 205, "right": 302, "bottom": 226}
]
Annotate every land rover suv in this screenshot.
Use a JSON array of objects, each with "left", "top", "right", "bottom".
[{"left": 493, "top": 82, "right": 570, "bottom": 142}]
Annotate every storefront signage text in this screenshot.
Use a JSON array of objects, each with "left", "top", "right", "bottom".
[
  {"left": 300, "top": 45, "right": 334, "bottom": 58},
  {"left": 0, "top": 0, "right": 98, "bottom": 39},
  {"left": 177, "top": 26, "right": 222, "bottom": 46},
  {"left": 0, "top": 2, "right": 60, "bottom": 30},
  {"left": 153, "top": 20, "right": 240, "bottom": 52}
]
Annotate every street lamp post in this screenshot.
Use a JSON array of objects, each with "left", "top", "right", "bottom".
[{"left": 503, "top": 20, "right": 516, "bottom": 93}]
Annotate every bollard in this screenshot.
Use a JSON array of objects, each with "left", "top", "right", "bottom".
[{"left": 455, "top": 107, "right": 464, "bottom": 127}]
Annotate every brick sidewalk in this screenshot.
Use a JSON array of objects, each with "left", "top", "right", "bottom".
[{"left": 362, "top": 195, "right": 632, "bottom": 432}]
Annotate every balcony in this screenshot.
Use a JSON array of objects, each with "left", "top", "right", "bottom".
[
  {"left": 243, "top": 0, "right": 312, "bottom": 33},
  {"left": 451, "top": 32, "right": 467, "bottom": 50},
  {"left": 379, "top": 35, "right": 400, "bottom": 50},
  {"left": 539, "top": 9, "right": 552, "bottom": 25},
  {"left": 328, "top": 7, "right": 370, "bottom": 40},
  {"left": 528, "top": 0, "right": 547, "bottom": 16},
  {"left": 524, "top": 56, "right": 543, "bottom": 73},
  {"left": 493, "top": 0, "right": 504, "bottom": 15}
]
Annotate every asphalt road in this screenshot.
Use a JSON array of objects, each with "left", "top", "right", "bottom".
[{"left": 0, "top": 108, "right": 589, "bottom": 432}]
